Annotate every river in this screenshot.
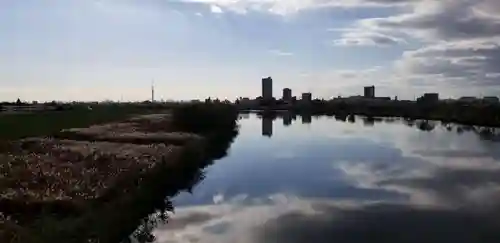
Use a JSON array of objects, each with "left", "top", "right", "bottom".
[{"left": 131, "top": 113, "right": 500, "bottom": 243}]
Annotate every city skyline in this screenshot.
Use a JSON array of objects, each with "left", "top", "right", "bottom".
[{"left": 1, "top": 1, "right": 500, "bottom": 102}]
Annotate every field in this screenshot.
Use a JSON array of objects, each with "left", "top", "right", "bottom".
[{"left": 0, "top": 104, "right": 170, "bottom": 141}]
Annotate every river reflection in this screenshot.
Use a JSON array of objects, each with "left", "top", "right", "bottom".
[{"left": 133, "top": 113, "right": 500, "bottom": 243}]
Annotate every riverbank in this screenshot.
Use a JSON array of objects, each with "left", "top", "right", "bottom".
[
  {"left": 241, "top": 99, "right": 500, "bottom": 128},
  {"left": 0, "top": 103, "right": 239, "bottom": 243}
]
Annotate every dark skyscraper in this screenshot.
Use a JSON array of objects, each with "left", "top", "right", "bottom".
[{"left": 262, "top": 77, "right": 273, "bottom": 100}]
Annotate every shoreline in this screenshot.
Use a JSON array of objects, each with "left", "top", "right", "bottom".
[{"left": 239, "top": 100, "right": 500, "bottom": 128}]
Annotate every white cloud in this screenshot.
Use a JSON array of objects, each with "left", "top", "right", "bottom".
[
  {"left": 177, "top": 0, "right": 414, "bottom": 15},
  {"left": 366, "top": 0, "right": 500, "bottom": 42},
  {"left": 153, "top": 194, "right": 324, "bottom": 243},
  {"left": 396, "top": 38, "right": 500, "bottom": 86},
  {"left": 213, "top": 193, "right": 225, "bottom": 204},
  {"left": 330, "top": 0, "right": 500, "bottom": 88},
  {"left": 268, "top": 49, "right": 294, "bottom": 56},
  {"left": 210, "top": 4, "right": 224, "bottom": 13},
  {"left": 332, "top": 29, "right": 407, "bottom": 46}
]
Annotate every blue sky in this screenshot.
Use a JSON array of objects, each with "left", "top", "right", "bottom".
[{"left": 1, "top": 0, "right": 499, "bottom": 101}]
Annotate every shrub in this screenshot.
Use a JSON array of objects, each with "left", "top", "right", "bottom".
[{"left": 171, "top": 103, "right": 238, "bottom": 134}]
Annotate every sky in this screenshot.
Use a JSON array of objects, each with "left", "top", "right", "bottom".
[{"left": 1, "top": 0, "right": 499, "bottom": 101}]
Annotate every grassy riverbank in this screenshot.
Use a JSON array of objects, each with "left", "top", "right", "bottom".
[
  {"left": 0, "top": 103, "right": 239, "bottom": 243},
  {"left": 0, "top": 104, "right": 162, "bottom": 140}
]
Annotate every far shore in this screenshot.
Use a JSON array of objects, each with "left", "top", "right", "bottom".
[{"left": 237, "top": 99, "right": 500, "bottom": 128}]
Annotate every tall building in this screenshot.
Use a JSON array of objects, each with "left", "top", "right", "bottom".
[
  {"left": 422, "top": 93, "right": 439, "bottom": 103},
  {"left": 282, "top": 88, "right": 292, "bottom": 101},
  {"left": 262, "top": 77, "right": 273, "bottom": 100},
  {"left": 364, "top": 86, "right": 375, "bottom": 98},
  {"left": 301, "top": 92, "right": 312, "bottom": 102}
]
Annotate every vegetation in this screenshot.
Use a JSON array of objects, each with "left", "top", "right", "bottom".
[
  {"left": 172, "top": 102, "right": 239, "bottom": 159},
  {"left": 243, "top": 99, "right": 500, "bottom": 128},
  {"left": 0, "top": 104, "right": 155, "bottom": 140},
  {"left": 172, "top": 102, "right": 238, "bottom": 134},
  {"left": 0, "top": 102, "right": 239, "bottom": 243}
]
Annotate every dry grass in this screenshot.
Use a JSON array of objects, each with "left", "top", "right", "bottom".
[
  {"left": 56, "top": 114, "right": 194, "bottom": 145},
  {"left": 0, "top": 113, "right": 205, "bottom": 203},
  {"left": 61, "top": 113, "right": 172, "bottom": 134},
  {"left": 0, "top": 138, "right": 183, "bottom": 202},
  {"left": 58, "top": 130, "right": 203, "bottom": 145}
]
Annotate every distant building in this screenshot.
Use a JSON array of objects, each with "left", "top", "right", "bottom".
[
  {"left": 483, "top": 96, "right": 499, "bottom": 103},
  {"left": 442, "top": 99, "right": 457, "bottom": 104},
  {"left": 419, "top": 93, "right": 439, "bottom": 103},
  {"left": 364, "top": 86, "right": 375, "bottom": 98},
  {"left": 301, "top": 92, "right": 312, "bottom": 102},
  {"left": 282, "top": 88, "right": 292, "bottom": 101},
  {"left": 262, "top": 77, "right": 273, "bottom": 100},
  {"left": 238, "top": 97, "right": 256, "bottom": 108},
  {"left": 458, "top": 96, "right": 478, "bottom": 103}
]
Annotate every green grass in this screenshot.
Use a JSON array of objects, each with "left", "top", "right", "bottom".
[{"left": 0, "top": 105, "right": 151, "bottom": 140}]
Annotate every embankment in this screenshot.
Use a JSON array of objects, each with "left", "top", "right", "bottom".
[{"left": 0, "top": 103, "right": 239, "bottom": 243}]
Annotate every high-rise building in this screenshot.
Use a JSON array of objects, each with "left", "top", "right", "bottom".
[
  {"left": 364, "top": 86, "right": 375, "bottom": 98},
  {"left": 262, "top": 77, "right": 273, "bottom": 100},
  {"left": 301, "top": 92, "right": 312, "bottom": 102},
  {"left": 282, "top": 88, "right": 292, "bottom": 101}
]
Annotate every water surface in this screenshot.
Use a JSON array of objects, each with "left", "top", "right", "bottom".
[{"left": 142, "top": 114, "right": 500, "bottom": 243}]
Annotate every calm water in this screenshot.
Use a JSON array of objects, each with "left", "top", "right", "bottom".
[{"left": 143, "top": 114, "right": 500, "bottom": 243}]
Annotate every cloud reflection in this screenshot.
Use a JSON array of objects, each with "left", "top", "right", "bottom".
[
  {"left": 149, "top": 115, "right": 500, "bottom": 243},
  {"left": 258, "top": 202, "right": 500, "bottom": 243},
  {"left": 154, "top": 192, "right": 500, "bottom": 243}
]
